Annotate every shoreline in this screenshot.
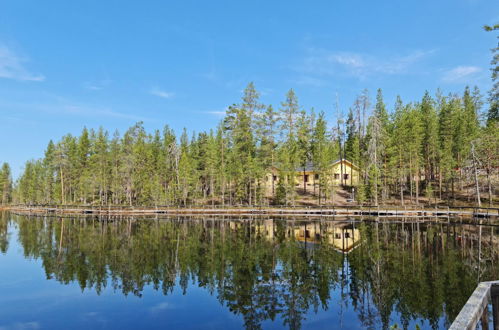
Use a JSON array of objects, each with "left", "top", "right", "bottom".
[{"left": 3, "top": 205, "right": 498, "bottom": 219}]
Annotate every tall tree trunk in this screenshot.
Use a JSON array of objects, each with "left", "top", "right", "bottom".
[
  {"left": 350, "top": 164, "right": 353, "bottom": 186},
  {"left": 399, "top": 150, "right": 404, "bottom": 205},
  {"left": 409, "top": 154, "right": 413, "bottom": 203},
  {"left": 439, "top": 168, "right": 442, "bottom": 201},
  {"left": 374, "top": 145, "right": 378, "bottom": 206},
  {"left": 303, "top": 168, "right": 306, "bottom": 193},
  {"left": 340, "top": 157, "right": 344, "bottom": 186},
  {"left": 60, "top": 167, "right": 65, "bottom": 205},
  {"left": 471, "top": 143, "right": 481, "bottom": 207},
  {"left": 487, "top": 168, "right": 492, "bottom": 207},
  {"left": 415, "top": 166, "right": 420, "bottom": 205}
]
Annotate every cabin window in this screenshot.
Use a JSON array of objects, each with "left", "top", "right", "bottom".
[
  {"left": 335, "top": 233, "right": 341, "bottom": 239},
  {"left": 344, "top": 232, "right": 351, "bottom": 238},
  {"left": 304, "top": 175, "right": 309, "bottom": 183},
  {"left": 273, "top": 175, "right": 277, "bottom": 181},
  {"left": 314, "top": 174, "right": 319, "bottom": 180},
  {"left": 334, "top": 173, "right": 339, "bottom": 179},
  {"left": 343, "top": 174, "right": 349, "bottom": 180}
]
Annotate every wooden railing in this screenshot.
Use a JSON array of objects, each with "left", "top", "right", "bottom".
[{"left": 450, "top": 280, "right": 499, "bottom": 330}]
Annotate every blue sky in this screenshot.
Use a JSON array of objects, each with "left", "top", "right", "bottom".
[{"left": 0, "top": 0, "right": 498, "bottom": 178}]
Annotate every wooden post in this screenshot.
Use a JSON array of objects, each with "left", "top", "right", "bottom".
[
  {"left": 493, "top": 286, "right": 499, "bottom": 330},
  {"left": 481, "top": 307, "right": 489, "bottom": 330}
]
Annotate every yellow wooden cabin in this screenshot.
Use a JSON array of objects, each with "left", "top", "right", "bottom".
[{"left": 263, "top": 159, "right": 360, "bottom": 196}]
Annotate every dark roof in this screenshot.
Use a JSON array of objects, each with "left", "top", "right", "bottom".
[
  {"left": 295, "top": 162, "right": 315, "bottom": 172},
  {"left": 272, "top": 159, "right": 359, "bottom": 172}
]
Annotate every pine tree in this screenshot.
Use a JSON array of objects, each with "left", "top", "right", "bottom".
[
  {"left": 77, "top": 127, "right": 92, "bottom": 204},
  {"left": 242, "top": 82, "right": 264, "bottom": 128},
  {"left": 366, "top": 89, "right": 389, "bottom": 204},
  {"left": 296, "top": 110, "right": 312, "bottom": 193},
  {"left": 0, "top": 163, "right": 12, "bottom": 204},
  {"left": 438, "top": 96, "right": 458, "bottom": 202},
  {"left": 279, "top": 89, "right": 300, "bottom": 205},
  {"left": 391, "top": 96, "right": 407, "bottom": 205},
  {"left": 345, "top": 108, "right": 361, "bottom": 186},
  {"left": 41, "top": 140, "right": 57, "bottom": 204},
  {"left": 257, "top": 105, "right": 278, "bottom": 196},
  {"left": 484, "top": 24, "right": 499, "bottom": 124},
  {"left": 420, "top": 91, "right": 439, "bottom": 192},
  {"left": 225, "top": 104, "right": 256, "bottom": 204},
  {"left": 475, "top": 122, "right": 499, "bottom": 206},
  {"left": 161, "top": 125, "right": 178, "bottom": 205},
  {"left": 405, "top": 104, "right": 423, "bottom": 204},
  {"left": 178, "top": 129, "right": 194, "bottom": 206},
  {"left": 311, "top": 111, "right": 329, "bottom": 203},
  {"left": 109, "top": 130, "right": 123, "bottom": 204},
  {"left": 366, "top": 115, "right": 381, "bottom": 205},
  {"left": 215, "top": 124, "right": 227, "bottom": 205}
]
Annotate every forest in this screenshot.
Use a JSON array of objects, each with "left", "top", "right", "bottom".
[
  {"left": 0, "top": 83, "right": 495, "bottom": 207},
  {"left": 0, "top": 84, "right": 496, "bottom": 207},
  {"left": 1, "top": 26, "right": 498, "bottom": 208}
]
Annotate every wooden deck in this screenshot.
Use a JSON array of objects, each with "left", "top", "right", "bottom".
[{"left": 5, "top": 205, "right": 498, "bottom": 219}]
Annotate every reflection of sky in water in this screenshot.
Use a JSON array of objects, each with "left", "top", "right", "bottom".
[
  {"left": 0, "top": 226, "right": 241, "bottom": 330},
  {"left": 0, "top": 218, "right": 494, "bottom": 329}
]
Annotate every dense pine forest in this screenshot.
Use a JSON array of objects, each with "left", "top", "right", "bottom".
[
  {"left": 1, "top": 83, "right": 496, "bottom": 207},
  {"left": 1, "top": 25, "right": 498, "bottom": 208}
]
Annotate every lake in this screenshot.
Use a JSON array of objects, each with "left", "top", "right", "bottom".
[{"left": 0, "top": 212, "right": 497, "bottom": 329}]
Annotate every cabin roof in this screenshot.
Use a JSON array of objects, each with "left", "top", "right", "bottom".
[
  {"left": 270, "top": 159, "right": 359, "bottom": 172},
  {"left": 331, "top": 158, "right": 360, "bottom": 170}
]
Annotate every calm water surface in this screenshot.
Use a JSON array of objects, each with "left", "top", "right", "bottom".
[{"left": 0, "top": 212, "right": 497, "bottom": 329}]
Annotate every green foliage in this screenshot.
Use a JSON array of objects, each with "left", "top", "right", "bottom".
[
  {"left": 12, "top": 83, "right": 497, "bottom": 207},
  {"left": 0, "top": 163, "right": 13, "bottom": 204},
  {"left": 484, "top": 24, "right": 499, "bottom": 125},
  {"left": 274, "top": 176, "right": 286, "bottom": 205}
]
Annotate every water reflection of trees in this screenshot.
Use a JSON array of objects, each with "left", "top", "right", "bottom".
[
  {"left": 348, "top": 221, "right": 498, "bottom": 329},
  {"left": 1, "top": 213, "right": 497, "bottom": 330}
]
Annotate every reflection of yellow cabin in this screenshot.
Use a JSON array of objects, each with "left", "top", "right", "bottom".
[
  {"left": 263, "top": 159, "right": 360, "bottom": 196},
  {"left": 293, "top": 222, "right": 361, "bottom": 253},
  {"left": 250, "top": 220, "right": 361, "bottom": 253}
]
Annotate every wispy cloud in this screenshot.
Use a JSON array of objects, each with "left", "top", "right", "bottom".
[
  {"left": 441, "top": 65, "right": 482, "bottom": 83},
  {"left": 204, "top": 110, "right": 226, "bottom": 117},
  {"left": 150, "top": 87, "right": 174, "bottom": 99},
  {"left": 83, "top": 78, "right": 112, "bottom": 91},
  {"left": 292, "top": 76, "right": 327, "bottom": 87},
  {"left": 63, "top": 105, "right": 147, "bottom": 121},
  {"left": 203, "top": 105, "right": 231, "bottom": 117},
  {"left": 0, "top": 96, "right": 149, "bottom": 122},
  {"left": 149, "top": 302, "right": 174, "bottom": 313},
  {"left": 295, "top": 48, "right": 435, "bottom": 81},
  {"left": 0, "top": 45, "right": 45, "bottom": 82},
  {"left": 0, "top": 321, "right": 40, "bottom": 330}
]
